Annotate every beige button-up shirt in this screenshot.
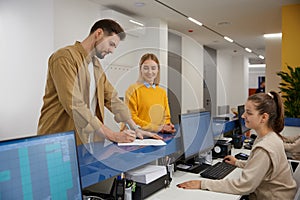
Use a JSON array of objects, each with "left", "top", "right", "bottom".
[{"left": 38, "top": 41, "right": 130, "bottom": 145}]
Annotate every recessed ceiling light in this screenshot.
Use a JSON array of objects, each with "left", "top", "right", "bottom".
[
  {"left": 245, "top": 48, "right": 252, "bottom": 53},
  {"left": 187, "top": 17, "right": 203, "bottom": 26},
  {"left": 135, "top": 2, "right": 145, "bottom": 7},
  {"left": 129, "top": 19, "right": 144, "bottom": 27},
  {"left": 224, "top": 36, "right": 233, "bottom": 43},
  {"left": 263, "top": 33, "right": 282, "bottom": 38},
  {"left": 249, "top": 64, "right": 265, "bottom": 68}
]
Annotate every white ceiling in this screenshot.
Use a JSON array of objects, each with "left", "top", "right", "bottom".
[{"left": 91, "top": 0, "right": 299, "bottom": 62}]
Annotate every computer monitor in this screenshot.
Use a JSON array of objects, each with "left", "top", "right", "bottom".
[
  {"left": 178, "top": 111, "right": 215, "bottom": 166},
  {"left": 0, "top": 131, "right": 82, "bottom": 200},
  {"left": 237, "top": 105, "right": 251, "bottom": 134}
]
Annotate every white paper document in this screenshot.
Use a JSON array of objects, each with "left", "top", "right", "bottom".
[
  {"left": 117, "top": 139, "right": 166, "bottom": 146},
  {"left": 125, "top": 164, "right": 167, "bottom": 184}
]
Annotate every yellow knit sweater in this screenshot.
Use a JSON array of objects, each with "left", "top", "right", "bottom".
[{"left": 125, "top": 83, "right": 171, "bottom": 132}]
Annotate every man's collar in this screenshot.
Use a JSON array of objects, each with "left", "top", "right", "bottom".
[{"left": 75, "top": 41, "right": 92, "bottom": 64}]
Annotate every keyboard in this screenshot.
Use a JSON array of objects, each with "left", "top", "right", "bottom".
[{"left": 200, "top": 161, "right": 236, "bottom": 179}]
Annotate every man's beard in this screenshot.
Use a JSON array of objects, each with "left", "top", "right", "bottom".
[{"left": 96, "top": 51, "right": 105, "bottom": 59}]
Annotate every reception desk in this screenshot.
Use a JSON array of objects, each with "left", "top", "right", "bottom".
[
  {"left": 77, "top": 131, "right": 181, "bottom": 188},
  {"left": 78, "top": 119, "right": 239, "bottom": 188}
]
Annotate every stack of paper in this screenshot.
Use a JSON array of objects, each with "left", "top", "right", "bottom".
[
  {"left": 118, "top": 139, "right": 166, "bottom": 146},
  {"left": 125, "top": 164, "right": 167, "bottom": 184}
]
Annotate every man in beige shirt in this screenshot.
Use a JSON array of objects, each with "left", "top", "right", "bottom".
[{"left": 38, "top": 19, "right": 162, "bottom": 145}]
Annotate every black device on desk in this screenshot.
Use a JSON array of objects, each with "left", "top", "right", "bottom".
[
  {"left": 244, "top": 143, "right": 252, "bottom": 150},
  {"left": 243, "top": 135, "right": 257, "bottom": 150},
  {"left": 212, "top": 139, "right": 232, "bottom": 159},
  {"left": 175, "top": 111, "right": 215, "bottom": 174},
  {"left": 132, "top": 173, "right": 171, "bottom": 200},
  {"left": 235, "top": 152, "right": 249, "bottom": 160},
  {"left": 213, "top": 116, "right": 230, "bottom": 121},
  {"left": 82, "top": 176, "right": 126, "bottom": 200},
  {"left": 176, "top": 162, "right": 211, "bottom": 174},
  {"left": 110, "top": 177, "right": 125, "bottom": 200}
]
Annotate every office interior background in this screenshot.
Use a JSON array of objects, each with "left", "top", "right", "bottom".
[{"left": 0, "top": 0, "right": 299, "bottom": 140}]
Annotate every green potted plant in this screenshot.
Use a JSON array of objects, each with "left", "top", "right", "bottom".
[{"left": 276, "top": 65, "right": 300, "bottom": 126}]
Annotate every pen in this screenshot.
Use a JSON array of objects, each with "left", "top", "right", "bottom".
[
  {"left": 125, "top": 123, "right": 131, "bottom": 130},
  {"left": 125, "top": 124, "right": 137, "bottom": 139}
]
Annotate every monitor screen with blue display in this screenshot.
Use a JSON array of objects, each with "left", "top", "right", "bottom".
[
  {"left": 179, "top": 111, "right": 214, "bottom": 164},
  {"left": 237, "top": 105, "right": 251, "bottom": 134},
  {"left": 0, "top": 131, "right": 82, "bottom": 200}
]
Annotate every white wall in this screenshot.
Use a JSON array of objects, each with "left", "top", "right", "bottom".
[
  {"left": 0, "top": 0, "right": 53, "bottom": 140},
  {"left": 181, "top": 36, "right": 204, "bottom": 113},
  {"left": 53, "top": 0, "right": 101, "bottom": 50},
  {"left": 232, "top": 56, "right": 249, "bottom": 106},
  {"left": 216, "top": 51, "right": 231, "bottom": 108},
  {"left": 217, "top": 50, "right": 249, "bottom": 109}
]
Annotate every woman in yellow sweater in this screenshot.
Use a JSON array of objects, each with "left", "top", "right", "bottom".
[{"left": 125, "top": 53, "right": 176, "bottom": 133}]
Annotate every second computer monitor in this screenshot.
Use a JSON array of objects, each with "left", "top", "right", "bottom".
[
  {"left": 179, "top": 111, "right": 214, "bottom": 163},
  {"left": 237, "top": 105, "right": 251, "bottom": 134}
]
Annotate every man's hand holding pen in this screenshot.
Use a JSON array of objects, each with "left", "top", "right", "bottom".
[{"left": 121, "top": 129, "right": 137, "bottom": 142}]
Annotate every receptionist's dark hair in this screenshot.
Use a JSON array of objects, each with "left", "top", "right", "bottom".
[{"left": 247, "top": 91, "right": 284, "bottom": 136}]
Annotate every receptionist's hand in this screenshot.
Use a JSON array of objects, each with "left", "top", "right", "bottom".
[
  {"left": 223, "top": 155, "right": 237, "bottom": 165},
  {"left": 161, "top": 123, "right": 176, "bottom": 133},
  {"left": 177, "top": 180, "right": 201, "bottom": 189}
]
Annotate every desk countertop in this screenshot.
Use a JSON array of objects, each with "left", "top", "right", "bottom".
[
  {"left": 78, "top": 132, "right": 180, "bottom": 188},
  {"left": 146, "top": 170, "right": 241, "bottom": 200},
  {"left": 78, "top": 119, "right": 244, "bottom": 189},
  {"left": 146, "top": 147, "right": 251, "bottom": 200}
]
